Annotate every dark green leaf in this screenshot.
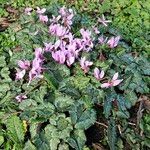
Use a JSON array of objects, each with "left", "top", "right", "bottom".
[{"left": 107, "top": 118, "right": 117, "bottom": 150}]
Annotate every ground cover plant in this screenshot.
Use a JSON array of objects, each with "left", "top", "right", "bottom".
[{"left": 0, "top": 1, "right": 150, "bottom": 150}]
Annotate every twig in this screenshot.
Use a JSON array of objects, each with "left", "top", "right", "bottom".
[
  {"left": 117, "top": 125, "right": 122, "bottom": 134},
  {"left": 128, "top": 122, "right": 136, "bottom": 126},
  {"left": 95, "top": 121, "right": 108, "bottom": 128},
  {"left": 137, "top": 100, "right": 144, "bottom": 128}
]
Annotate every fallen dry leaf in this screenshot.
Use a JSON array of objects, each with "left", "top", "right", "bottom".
[
  {"left": 6, "top": 6, "right": 18, "bottom": 14},
  {"left": 92, "top": 143, "right": 106, "bottom": 150},
  {"left": 0, "top": 18, "right": 10, "bottom": 30}
]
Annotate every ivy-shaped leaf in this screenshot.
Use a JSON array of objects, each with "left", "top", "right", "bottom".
[
  {"left": 54, "top": 93, "right": 74, "bottom": 112},
  {"left": 6, "top": 115, "right": 25, "bottom": 146},
  {"left": 59, "top": 78, "right": 81, "bottom": 99},
  {"left": 70, "top": 101, "right": 96, "bottom": 130},
  {"left": 116, "top": 95, "right": 130, "bottom": 119},
  {"left": 104, "top": 92, "right": 117, "bottom": 118},
  {"left": 68, "top": 129, "right": 86, "bottom": 150}
]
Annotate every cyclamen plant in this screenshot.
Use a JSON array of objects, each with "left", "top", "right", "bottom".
[
  {"left": 0, "top": 2, "right": 149, "bottom": 150},
  {"left": 0, "top": 3, "right": 148, "bottom": 150},
  {"left": 16, "top": 6, "right": 122, "bottom": 95}
]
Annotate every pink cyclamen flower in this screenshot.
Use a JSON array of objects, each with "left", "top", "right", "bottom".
[
  {"left": 28, "top": 47, "right": 44, "bottom": 84},
  {"left": 62, "top": 12, "right": 74, "bottom": 27},
  {"left": 59, "top": 7, "right": 74, "bottom": 26},
  {"left": 16, "top": 69, "right": 26, "bottom": 80},
  {"left": 80, "top": 28, "right": 91, "bottom": 40},
  {"left": 15, "top": 94, "right": 27, "bottom": 102},
  {"left": 49, "top": 24, "right": 68, "bottom": 37},
  {"left": 32, "top": 58, "right": 43, "bottom": 71},
  {"left": 66, "top": 54, "right": 75, "bottom": 67},
  {"left": 74, "top": 38, "right": 83, "bottom": 50},
  {"left": 33, "top": 48, "right": 44, "bottom": 72},
  {"left": 67, "top": 42, "right": 80, "bottom": 58},
  {"left": 64, "top": 32, "right": 74, "bottom": 42},
  {"left": 29, "top": 68, "right": 37, "bottom": 83},
  {"left": 92, "top": 26, "right": 100, "bottom": 34},
  {"left": 18, "top": 60, "right": 30, "bottom": 70},
  {"left": 39, "top": 15, "right": 48, "bottom": 23},
  {"left": 50, "top": 15, "right": 61, "bottom": 23},
  {"left": 98, "top": 14, "right": 111, "bottom": 27},
  {"left": 80, "top": 57, "right": 93, "bottom": 73},
  {"left": 28, "top": 67, "right": 43, "bottom": 84},
  {"left": 24, "top": 7, "right": 32, "bottom": 15},
  {"left": 107, "top": 36, "right": 120, "bottom": 48},
  {"left": 59, "top": 6, "right": 66, "bottom": 16},
  {"left": 36, "top": 7, "right": 46, "bottom": 14},
  {"left": 44, "top": 42, "right": 53, "bottom": 52},
  {"left": 94, "top": 68, "right": 105, "bottom": 80},
  {"left": 52, "top": 50, "right": 66, "bottom": 64},
  {"left": 98, "top": 36, "right": 108, "bottom": 45},
  {"left": 101, "top": 72, "right": 123, "bottom": 88},
  {"left": 34, "top": 48, "right": 43, "bottom": 59},
  {"left": 80, "top": 28, "right": 93, "bottom": 51},
  {"left": 66, "top": 51, "right": 76, "bottom": 67}
]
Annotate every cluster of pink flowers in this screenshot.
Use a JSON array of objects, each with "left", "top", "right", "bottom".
[
  {"left": 16, "top": 7, "right": 123, "bottom": 102},
  {"left": 59, "top": 6, "right": 74, "bottom": 27},
  {"left": 45, "top": 7, "right": 94, "bottom": 67},
  {"left": 16, "top": 48, "right": 44, "bottom": 83},
  {"left": 29, "top": 48, "right": 44, "bottom": 83},
  {"left": 80, "top": 29, "right": 93, "bottom": 52},
  {"left": 15, "top": 48, "right": 44, "bottom": 102},
  {"left": 93, "top": 68, "right": 123, "bottom": 88},
  {"left": 97, "top": 15, "right": 120, "bottom": 48},
  {"left": 36, "top": 7, "right": 48, "bottom": 23},
  {"left": 25, "top": 7, "right": 48, "bottom": 23},
  {"left": 98, "top": 35, "right": 120, "bottom": 48}
]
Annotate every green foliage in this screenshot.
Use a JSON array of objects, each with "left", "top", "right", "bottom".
[{"left": 0, "top": 1, "right": 149, "bottom": 150}]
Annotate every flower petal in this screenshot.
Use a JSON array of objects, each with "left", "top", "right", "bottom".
[
  {"left": 112, "top": 72, "right": 118, "bottom": 80},
  {"left": 100, "top": 70, "right": 105, "bottom": 79},
  {"left": 101, "top": 83, "right": 110, "bottom": 88},
  {"left": 16, "top": 69, "right": 26, "bottom": 80},
  {"left": 94, "top": 67, "right": 100, "bottom": 79},
  {"left": 80, "top": 57, "right": 86, "bottom": 68},
  {"left": 66, "top": 56, "right": 75, "bottom": 66},
  {"left": 112, "top": 79, "right": 123, "bottom": 86}
]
